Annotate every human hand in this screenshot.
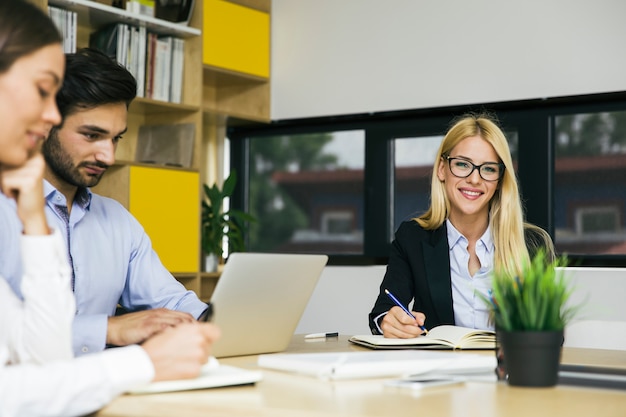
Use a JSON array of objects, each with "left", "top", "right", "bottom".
[
  {"left": 107, "top": 308, "right": 196, "bottom": 346},
  {"left": 0, "top": 153, "right": 49, "bottom": 235},
  {"left": 141, "top": 322, "right": 221, "bottom": 382},
  {"left": 380, "top": 306, "right": 426, "bottom": 338}
]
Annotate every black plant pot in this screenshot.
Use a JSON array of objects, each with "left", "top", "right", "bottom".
[{"left": 499, "top": 330, "right": 564, "bottom": 387}]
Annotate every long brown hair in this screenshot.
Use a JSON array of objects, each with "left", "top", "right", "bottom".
[{"left": 0, "top": 0, "right": 62, "bottom": 74}]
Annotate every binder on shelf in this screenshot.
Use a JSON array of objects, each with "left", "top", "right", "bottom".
[{"left": 89, "top": 23, "right": 126, "bottom": 65}]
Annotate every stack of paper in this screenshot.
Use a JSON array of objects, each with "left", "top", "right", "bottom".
[{"left": 258, "top": 350, "right": 496, "bottom": 381}]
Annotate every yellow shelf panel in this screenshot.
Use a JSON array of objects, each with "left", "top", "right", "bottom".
[
  {"left": 203, "top": 0, "right": 270, "bottom": 78},
  {"left": 129, "top": 166, "right": 200, "bottom": 273}
]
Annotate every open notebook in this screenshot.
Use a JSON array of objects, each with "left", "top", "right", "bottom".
[
  {"left": 128, "top": 357, "right": 262, "bottom": 394},
  {"left": 349, "top": 325, "right": 496, "bottom": 350}
]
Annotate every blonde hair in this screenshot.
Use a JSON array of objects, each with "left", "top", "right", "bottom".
[{"left": 415, "top": 113, "right": 528, "bottom": 278}]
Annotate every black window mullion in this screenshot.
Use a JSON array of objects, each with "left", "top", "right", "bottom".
[{"left": 502, "top": 110, "right": 553, "bottom": 236}]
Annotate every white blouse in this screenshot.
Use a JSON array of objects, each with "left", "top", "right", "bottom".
[{"left": 0, "top": 230, "right": 154, "bottom": 417}]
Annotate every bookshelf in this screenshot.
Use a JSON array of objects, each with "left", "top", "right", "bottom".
[
  {"left": 37, "top": 0, "right": 271, "bottom": 301},
  {"left": 200, "top": 0, "right": 271, "bottom": 300}
]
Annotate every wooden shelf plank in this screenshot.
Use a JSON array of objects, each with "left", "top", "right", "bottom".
[{"left": 49, "top": 0, "right": 201, "bottom": 37}]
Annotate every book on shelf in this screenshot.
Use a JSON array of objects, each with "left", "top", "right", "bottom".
[
  {"left": 349, "top": 325, "right": 496, "bottom": 350},
  {"left": 90, "top": 24, "right": 183, "bottom": 103},
  {"left": 126, "top": 0, "right": 155, "bottom": 18},
  {"left": 135, "top": 26, "right": 147, "bottom": 98},
  {"left": 169, "top": 37, "right": 185, "bottom": 103},
  {"left": 145, "top": 32, "right": 157, "bottom": 99},
  {"left": 152, "top": 36, "right": 173, "bottom": 102},
  {"left": 48, "top": 6, "right": 77, "bottom": 53}
]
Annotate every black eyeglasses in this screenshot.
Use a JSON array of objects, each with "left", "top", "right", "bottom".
[{"left": 445, "top": 156, "right": 505, "bottom": 181}]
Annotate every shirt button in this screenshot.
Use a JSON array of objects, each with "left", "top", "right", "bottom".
[{"left": 81, "top": 346, "right": 89, "bottom": 353}]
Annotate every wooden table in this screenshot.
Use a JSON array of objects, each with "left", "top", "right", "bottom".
[{"left": 96, "top": 335, "right": 626, "bottom": 417}]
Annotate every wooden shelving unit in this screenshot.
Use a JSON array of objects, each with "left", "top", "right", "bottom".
[{"left": 38, "top": 0, "right": 271, "bottom": 300}]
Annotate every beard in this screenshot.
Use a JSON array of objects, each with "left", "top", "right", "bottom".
[{"left": 42, "top": 130, "right": 108, "bottom": 188}]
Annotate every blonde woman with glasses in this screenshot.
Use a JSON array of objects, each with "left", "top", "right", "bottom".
[{"left": 369, "top": 113, "right": 554, "bottom": 338}]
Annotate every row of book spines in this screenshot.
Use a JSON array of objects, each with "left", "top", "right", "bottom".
[
  {"left": 89, "top": 23, "right": 185, "bottom": 104},
  {"left": 48, "top": 6, "right": 77, "bottom": 54}
]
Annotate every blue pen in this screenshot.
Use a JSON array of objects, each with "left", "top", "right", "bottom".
[{"left": 384, "top": 289, "right": 428, "bottom": 334}]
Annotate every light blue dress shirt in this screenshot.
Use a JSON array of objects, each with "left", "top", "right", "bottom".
[
  {"left": 1, "top": 181, "right": 207, "bottom": 356},
  {"left": 446, "top": 220, "right": 494, "bottom": 330}
]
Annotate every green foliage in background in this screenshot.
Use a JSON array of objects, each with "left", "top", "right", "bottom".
[
  {"left": 248, "top": 133, "right": 338, "bottom": 251},
  {"left": 201, "top": 170, "right": 255, "bottom": 259},
  {"left": 483, "top": 250, "right": 579, "bottom": 331}
]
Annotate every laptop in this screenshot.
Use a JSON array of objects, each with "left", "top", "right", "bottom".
[{"left": 208, "top": 252, "right": 328, "bottom": 358}]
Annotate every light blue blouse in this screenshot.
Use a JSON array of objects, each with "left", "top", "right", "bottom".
[{"left": 446, "top": 219, "right": 494, "bottom": 330}]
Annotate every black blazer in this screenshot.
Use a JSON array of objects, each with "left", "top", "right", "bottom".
[{"left": 369, "top": 221, "right": 454, "bottom": 334}]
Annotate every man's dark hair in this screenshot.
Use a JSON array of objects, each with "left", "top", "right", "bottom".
[{"left": 55, "top": 48, "right": 137, "bottom": 122}]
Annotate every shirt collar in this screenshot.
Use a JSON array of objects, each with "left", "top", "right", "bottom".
[
  {"left": 44, "top": 179, "right": 92, "bottom": 210},
  {"left": 446, "top": 219, "right": 495, "bottom": 253}
]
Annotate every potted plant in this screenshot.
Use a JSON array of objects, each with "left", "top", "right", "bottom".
[
  {"left": 201, "top": 170, "right": 255, "bottom": 272},
  {"left": 485, "top": 249, "right": 579, "bottom": 387}
]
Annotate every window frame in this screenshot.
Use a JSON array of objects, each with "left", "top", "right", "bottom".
[{"left": 228, "top": 92, "right": 626, "bottom": 267}]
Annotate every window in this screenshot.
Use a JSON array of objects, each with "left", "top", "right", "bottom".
[
  {"left": 576, "top": 206, "right": 620, "bottom": 234},
  {"left": 242, "top": 130, "right": 365, "bottom": 255},
  {"left": 230, "top": 93, "right": 626, "bottom": 265},
  {"left": 554, "top": 110, "right": 626, "bottom": 255},
  {"left": 393, "top": 136, "right": 441, "bottom": 230}
]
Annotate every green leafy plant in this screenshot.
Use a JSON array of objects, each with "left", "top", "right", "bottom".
[
  {"left": 201, "top": 170, "right": 255, "bottom": 260},
  {"left": 484, "top": 250, "right": 579, "bottom": 331}
]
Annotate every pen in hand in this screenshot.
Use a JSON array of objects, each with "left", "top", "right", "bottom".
[{"left": 384, "top": 289, "right": 428, "bottom": 335}]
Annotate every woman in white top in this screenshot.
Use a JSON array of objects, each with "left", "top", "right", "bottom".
[{"left": 0, "top": 2, "right": 220, "bottom": 416}]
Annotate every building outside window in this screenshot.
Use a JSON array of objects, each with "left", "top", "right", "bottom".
[
  {"left": 554, "top": 111, "right": 626, "bottom": 255},
  {"left": 246, "top": 130, "right": 365, "bottom": 254}
]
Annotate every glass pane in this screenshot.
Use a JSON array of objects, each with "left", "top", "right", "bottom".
[
  {"left": 247, "top": 130, "right": 365, "bottom": 254},
  {"left": 393, "top": 136, "right": 443, "bottom": 231},
  {"left": 393, "top": 131, "right": 519, "bottom": 233},
  {"left": 554, "top": 111, "right": 626, "bottom": 255}
]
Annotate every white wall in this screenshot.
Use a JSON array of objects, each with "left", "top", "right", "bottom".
[
  {"left": 272, "top": 0, "right": 626, "bottom": 120},
  {"left": 275, "top": 1, "right": 626, "bottom": 346}
]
